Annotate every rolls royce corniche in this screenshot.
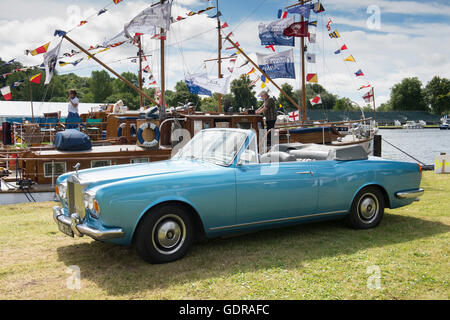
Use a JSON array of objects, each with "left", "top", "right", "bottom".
[{"left": 53, "top": 128, "right": 424, "bottom": 263}]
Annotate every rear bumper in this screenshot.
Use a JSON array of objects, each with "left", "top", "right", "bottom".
[
  {"left": 53, "top": 206, "right": 124, "bottom": 241},
  {"left": 395, "top": 188, "right": 424, "bottom": 200}
]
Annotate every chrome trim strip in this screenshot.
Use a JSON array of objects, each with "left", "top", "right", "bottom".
[
  {"left": 53, "top": 206, "right": 124, "bottom": 241},
  {"left": 209, "top": 210, "right": 348, "bottom": 231},
  {"left": 395, "top": 188, "right": 424, "bottom": 199}
]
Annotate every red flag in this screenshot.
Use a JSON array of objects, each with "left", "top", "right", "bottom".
[
  {"left": 113, "top": 0, "right": 123, "bottom": 4},
  {"left": 79, "top": 20, "right": 87, "bottom": 26},
  {"left": 30, "top": 74, "right": 42, "bottom": 84},
  {"left": 1, "top": 86, "right": 12, "bottom": 100},
  {"left": 221, "top": 22, "right": 229, "bottom": 29},
  {"left": 341, "top": 44, "right": 348, "bottom": 50},
  {"left": 282, "top": 11, "right": 288, "bottom": 19},
  {"left": 283, "top": 22, "right": 308, "bottom": 37},
  {"left": 226, "top": 42, "right": 239, "bottom": 50}
]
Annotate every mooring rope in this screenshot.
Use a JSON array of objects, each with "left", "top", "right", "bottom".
[{"left": 381, "top": 137, "right": 427, "bottom": 166}]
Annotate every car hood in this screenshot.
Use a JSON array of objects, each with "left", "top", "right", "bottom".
[{"left": 68, "top": 159, "right": 217, "bottom": 186}]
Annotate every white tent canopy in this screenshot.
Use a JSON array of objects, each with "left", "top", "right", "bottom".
[{"left": 0, "top": 101, "right": 104, "bottom": 122}]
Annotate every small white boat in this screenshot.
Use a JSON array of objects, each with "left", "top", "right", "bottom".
[{"left": 403, "top": 120, "right": 424, "bottom": 129}]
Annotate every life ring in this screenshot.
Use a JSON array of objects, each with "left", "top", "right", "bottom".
[
  {"left": 137, "top": 122, "right": 160, "bottom": 148},
  {"left": 117, "top": 123, "right": 126, "bottom": 137}
]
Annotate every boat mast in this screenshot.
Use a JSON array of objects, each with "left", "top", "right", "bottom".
[
  {"left": 160, "top": 0, "right": 166, "bottom": 119},
  {"left": 216, "top": 0, "right": 223, "bottom": 113},
  {"left": 138, "top": 36, "right": 144, "bottom": 109},
  {"left": 300, "top": 0, "right": 307, "bottom": 124},
  {"left": 372, "top": 87, "right": 376, "bottom": 123},
  {"left": 28, "top": 73, "right": 34, "bottom": 123}
]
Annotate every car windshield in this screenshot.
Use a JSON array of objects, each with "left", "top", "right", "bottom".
[{"left": 174, "top": 130, "right": 248, "bottom": 166}]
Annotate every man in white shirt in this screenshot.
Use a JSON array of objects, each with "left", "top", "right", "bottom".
[{"left": 66, "top": 89, "right": 80, "bottom": 129}]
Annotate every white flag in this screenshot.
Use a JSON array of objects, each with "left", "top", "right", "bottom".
[
  {"left": 310, "top": 94, "right": 322, "bottom": 105},
  {"left": 306, "top": 53, "right": 316, "bottom": 63},
  {"left": 124, "top": 2, "right": 172, "bottom": 37},
  {"left": 188, "top": 73, "right": 231, "bottom": 95},
  {"left": 43, "top": 40, "right": 62, "bottom": 85},
  {"left": 288, "top": 110, "right": 299, "bottom": 122}
]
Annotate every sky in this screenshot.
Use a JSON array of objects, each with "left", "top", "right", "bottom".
[{"left": 0, "top": 0, "right": 449, "bottom": 108}]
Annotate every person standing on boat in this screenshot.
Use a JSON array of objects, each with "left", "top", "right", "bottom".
[
  {"left": 256, "top": 90, "right": 277, "bottom": 147},
  {"left": 66, "top": 89, "right": 80, "bottom": 129}
]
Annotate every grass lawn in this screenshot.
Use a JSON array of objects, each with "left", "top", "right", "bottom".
[{"left": 0, "top": 171, "right": 448, "bottom": 300}]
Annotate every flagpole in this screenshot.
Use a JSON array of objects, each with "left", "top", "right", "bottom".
[
  {"left": 372, "top": 87, "right": 377, "bottom": 124},
  {"left": 224, "top": 36, "right": 301, "bottom": 111},
  {"left": 160, "top": 0, "right": 166, "bottom": 120},
  {"left": 138, "top": 36, "right": 144, "bottom": 109},
  {"left": 63, "top": 34, "right": 160, "bottom": 107},
  {"left": 216, "top": 0, "right": 223, "bottom": 113},
  {"left": 28, "top": 74, "right": 34, "bottom": 123},
  {"left": 300, "top": 0, "right": 307, "bottom": 124}
]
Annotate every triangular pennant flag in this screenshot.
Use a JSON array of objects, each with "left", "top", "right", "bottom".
[
  {"left": 79, "top": 20, "right": 88, "bottom": 26},
  {"left": 358, "top": 84, "right": 371, "bottom": 90},
  {"left": 11, "top": 80, "right": 25, "bottom": 89},
  {"left": 29, "top": 42, "right": 50, "bottom": 56},
  {"left": 98, "top": 9, "right": 108, "bottom": 16},
  {"left": 308, "top": 21, "right": 317, "bottom": 27},
  {"left": 54, "top": 30, "right": 67, "bottom": 37},
  {"left": 221, "top": 22, "right": 229, "bottom": 29},
  {"left": 341, "top": 44, "right": 348, "bottom": 50},
  {"left": 30, "top": 74, "right": 42, "bottom": 84},
  {"left": 246, "top": 67, "right": 255, "bottom": 75},
  {"left": 334, "top": 49, "right": 341, "bottom": 54},
  {"left": 113, "top": 0, "right": 123, "bottom": 4},
  {"left": 313, "top": 2, "right": 325, "bottom": 13},
  {"left": 344, "top": 55, "right": 356, "bottom": 62},
  {"left": 355, "top": 69, "right": 364, "bottom": 77}
]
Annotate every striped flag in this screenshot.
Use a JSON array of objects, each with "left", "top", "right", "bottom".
[{"left": 329, "top": 30, "right": 340, "bottom": 38}]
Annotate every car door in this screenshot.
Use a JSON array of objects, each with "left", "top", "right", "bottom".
[{"left": 235, "top": 153, "right": 318, "bottom": 225}]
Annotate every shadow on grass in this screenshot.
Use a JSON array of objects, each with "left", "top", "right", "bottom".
[{"left": 56, "top": 212, "right": 449, "bottom": 296}]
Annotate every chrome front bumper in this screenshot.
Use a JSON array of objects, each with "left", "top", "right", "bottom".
[
  {"left": 395, "top": 188, "right": 425, "bottom": 200},
  {"left": 53, "top": 206, "right": 124, "bottom": 241}
]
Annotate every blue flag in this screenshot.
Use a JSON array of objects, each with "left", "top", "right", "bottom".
[
  {"left": 287, "top": 4, "right": 312, "bottom": 20},
  {"left": 259, "top": 18, "right": 295, "bottom": 47},
  {"left": 185, "top": 73, "right": 212, "bottom": 96},
  {"left": 257, "top": 49, "right": 296, "bottom": 79}
]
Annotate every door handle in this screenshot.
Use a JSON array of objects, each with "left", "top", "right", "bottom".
[{"left": 296, "top": 171, "right": 314, "bottom": 175}]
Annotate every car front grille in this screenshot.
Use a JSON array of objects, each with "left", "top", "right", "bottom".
[{"left": 68, "top": 181, "right": 86, "bottom": 219}]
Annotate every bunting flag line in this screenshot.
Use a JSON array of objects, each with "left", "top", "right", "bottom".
[
  {"left": 27, "top": 42, "right": 50, "bottom": 56},
  {"left": 310, "top": 94, "right": 322, "bottom": 105},
  {"left": 30, "top": 74, "right": 42, "bottom": 84},
  {"left": 344, "top": 55, "right": 356, "bottom": 62},
  {"left": 306, "top": 73, "right": 318, "bottom": 83},
  {"left": 226, "top": 42, "right": 239, "bottom": 50},
  {"left": 313, "top": 2, "right": 325, "bottom": 13},
  {"left": 355, "top": 69, "right": 364, "bottom": 77},
  {"left": 329, "top": 30, "right": 340, "bottom": 38},
  {"left": 1, "top": 86, "right": 12, "bottom": 100}
]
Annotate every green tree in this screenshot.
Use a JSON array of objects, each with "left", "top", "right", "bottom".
[
  {"left": 424, "top": 76, "right": 450, "bottom": 115},
  {"left": 89, "top": 70, "right": 112, "bottom": 103},
  {"left": 390, "top": 77, "right": 427, "bottom": 111},
  {"left": 166, "top": 81, "right": 201, "bottom": 108},
  {"left": 230, "top": 76, "right": 257, "bottom": 111},
  {"left": 333, "top": 97, "right": 354, "bottom": 111},
  {"left": 277, "top": 83, "right": 296, "bottom": 111}
]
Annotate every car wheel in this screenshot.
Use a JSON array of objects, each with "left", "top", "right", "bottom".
[
  {"left": 346, "top": 187, "right": 384, "bottom": 229},
  {"left": 135, "top": 204, "right": 194, "bottom": 264}
]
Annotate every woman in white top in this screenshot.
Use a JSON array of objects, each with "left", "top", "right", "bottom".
[{"left": 66, "top": 89, "right": 80, "bottom": 129}]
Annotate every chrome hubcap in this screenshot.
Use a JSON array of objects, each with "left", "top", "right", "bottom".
[
  {"left": 152, "top": 214, "right": 186, "bottom": 255},
  {"left": 358, "top": 193, "right": 379, "bottom": 223}
]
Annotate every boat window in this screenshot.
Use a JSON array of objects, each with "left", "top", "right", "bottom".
[
  {"left": 91, "top": 160, "right": 112, "bottom": 168},
  {"left": 131, "top": 158, "right": 149, "bottom": 164},
  {"left": 43, "top": 162, "right": 67, "bottom": 178}
]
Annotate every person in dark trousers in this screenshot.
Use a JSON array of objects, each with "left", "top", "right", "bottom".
[
  {"left": 66, "top": 89, "right": 80, "bottom": 129},
  {"left": 256, "top": 90, "right": 277, "bottom": 149}
]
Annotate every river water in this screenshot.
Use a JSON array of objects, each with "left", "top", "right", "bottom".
[{"left": 379, "top": 129, "right": 450, "bottom": 165}]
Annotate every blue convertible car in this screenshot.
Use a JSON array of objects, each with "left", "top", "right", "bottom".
[{"left": 53, "top": 128, "right": 424, "bottom": 263}]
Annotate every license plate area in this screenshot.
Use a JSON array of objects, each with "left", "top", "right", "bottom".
[{"left": 58, "top": 220, "right": 74, "bottom": 237}]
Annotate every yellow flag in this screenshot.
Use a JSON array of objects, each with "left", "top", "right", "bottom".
[
  {"left": 344, "top": 55, "right": 356, "bottom": 62},
  {"left": 261, "top": 82, "right": 266, "bottom": 89}
]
